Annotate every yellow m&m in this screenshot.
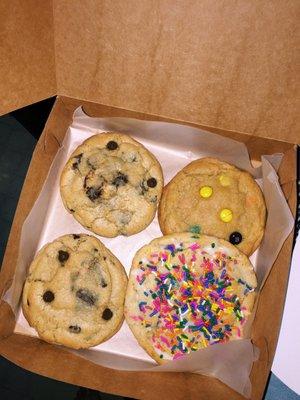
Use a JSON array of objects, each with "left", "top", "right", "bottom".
[
  {"left": 219, "top": 174, "right": 231, "bottom": 187},
  {"left": 220, "top": 208, "right": 233, "bottom": 222},
  {"left": 199, "top": 186, "right": 213, "bottom": 198}
]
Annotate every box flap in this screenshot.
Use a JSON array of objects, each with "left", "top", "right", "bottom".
[
  {"left": 0, "top": 0, "right": 56, "bottom": 115},
  {"left": 53, "top": 1, "right": 299, "bottom": 143},
  {"left": 1, "top": 2, "right": 298, "bottom": 138}
]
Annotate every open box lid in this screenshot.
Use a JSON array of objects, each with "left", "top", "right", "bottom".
[
  {"left": 0, "top": 1, "right": 56, "bottom": 113},
  {"left": 0, "top": 0, "right": 299, "bottom": 143}
]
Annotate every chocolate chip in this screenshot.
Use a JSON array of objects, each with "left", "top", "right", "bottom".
[
  {"left": 70, "top": 209, "right": 75, "bottom": 212},
  {"left": 103, "top": 256, "right": 106, "bottom": 260},
  {"left": 69, "top": 325, "right": 81, "bottom": 334},
  {"left": 86, "top": 159, "right": 96, "bottom": 170},
  {"left": 76, "top": 289, "right": 96, "bottom": 306},
  {"left": 27, "top": 300, "right": 30, "bottom": 306},
  {"left": 229, "top": 232, "right": 242, "bottom": 245},
  {"left": 86, "top": 186, "right": 102, "bottom": 201},
  {"left": 112, "top": 173, "right": 128, "bottom": 187},
  {"left": 147, "top": 177, "right": 157, "bottom": 188},
  {"left": 101, "top": 279, "right": 107, "bottom": 288},
  {"left": 83, "top": 176, "right": 88, "bottom": 189},
  {"left": 149, "top": 195, "right": 157, "bottom": 203},
  {"left": 72, "top": 153, "right": 83, "bottom": 170},
  {"left": 94, "top": 248, "right": 98, "bottom": 252},
  {"left": 43, "top": 290, "right": 54, "bottom": 303},
  {"left": 102, "top": 308, "right": 113, "bottom": 320},
  {"left": 73, "top": 234, "right": 81, "bottom": 239},
  {"left": 139, "top": 180, "right": 148, "bottom": 195},
  {"left": 58, "top": 250, "right": 69, "bottom": 263},
  {"left": 106, "top": 141, "right": 118, "bottom": 150}
]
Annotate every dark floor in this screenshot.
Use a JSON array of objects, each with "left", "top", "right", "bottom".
[
  {"left": 0, "top": 112, "right": 298, "bottom": 400},
  {"left": 0, "top": 115, "right": 36, "bottom": 261}
]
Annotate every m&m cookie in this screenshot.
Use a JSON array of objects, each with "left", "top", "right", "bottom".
[{"left": 158, "top": 158, "right": 266, "bottom": 255}]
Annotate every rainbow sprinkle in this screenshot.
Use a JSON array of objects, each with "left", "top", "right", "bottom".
[{"left": 131, "top": 241, "right": 254, "bottom": 360}]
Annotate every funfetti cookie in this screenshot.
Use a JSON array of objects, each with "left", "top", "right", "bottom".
[
  {"left": 60, "top": 132, "right": 163, "bottom": 237},
  {"left": 158, "top": 157, "right": 266, "bottom": 255},
  {"left": 22, "top": 234, "right": 127, "bottom": 349},
  {"left": 125, "top": 233, "right": 257, "bottom": 364}
]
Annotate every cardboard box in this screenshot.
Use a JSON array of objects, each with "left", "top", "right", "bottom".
[{"left": 0, "top": 2, "right": 298, "bottom": 399}]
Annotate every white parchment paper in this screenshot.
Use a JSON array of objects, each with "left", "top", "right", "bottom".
[{"left": 3, "top": 108, "right": 294, "bottom": 398}]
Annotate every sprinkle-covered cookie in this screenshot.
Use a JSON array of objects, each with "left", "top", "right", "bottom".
[
  {"left": 125, "top": 233, "right": 257, "bottom": 363},
  {"left": 158, "top": 158, "right": 266, "bottom": 255},
  {"left": 22, "top": 234, "right": 127, "bottom": 349},
  {"left": 60, "top": 133, "right": 163, "bottom": 237}
]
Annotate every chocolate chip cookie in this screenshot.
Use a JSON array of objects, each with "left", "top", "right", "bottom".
[
  {"left": 125, "top": 232, "right": 257, "bottom": 363},
  {"left": 158, "top": 158, "right": 266, "bottom": 255},
  {"left": 22, "top": 234, "right": 127, "bottom": 349},
  {"left": 60, "top": 133, "right": 163, "bottom": 237}
]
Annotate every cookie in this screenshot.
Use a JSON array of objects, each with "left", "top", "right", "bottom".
[
  {"left": 158, "top": 158, "right": 266, "bottom": 255},
  {"left": 22, "top": 234, "right": 127, "bottom": 349},
  {"left": 60, "top": 132, "right": 163, "bottom": 237},
  {"left": 125, "top": 233, "right": 257, "bottom": 364}
]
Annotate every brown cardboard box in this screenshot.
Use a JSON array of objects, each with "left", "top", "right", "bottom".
[{"left": 0, "top": 2, "right": 298, "bottom": 399}]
